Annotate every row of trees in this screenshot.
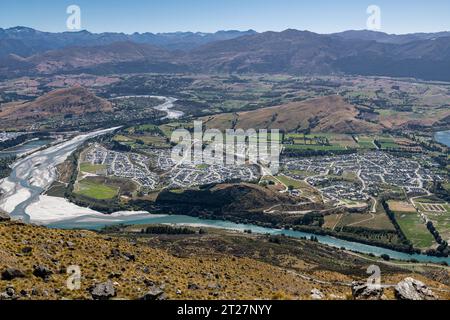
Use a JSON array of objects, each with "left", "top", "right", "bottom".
[
  {"left": 426, "top": 221, "right": 449, "bottom": 257},
  {"left": 141, "top": 225, "right": 196, "bottom": 235}
]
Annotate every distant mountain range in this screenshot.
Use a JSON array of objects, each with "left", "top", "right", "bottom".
[
  {"left": 332, "top": 29, "right": 450, "bottom": 44},
  {"left": 0, "top": 27, "right": 257, "bottom": 56},
  {"left": 1, "top": 27, "right": 450, "bottom": 81}
]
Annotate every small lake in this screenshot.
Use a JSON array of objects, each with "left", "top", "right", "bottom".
[
  {"left": 435, "top": 130, "right": 450, "bottom": 147},
  {"left": 0, "top": 139, "right": 54, "bottom": 159}
]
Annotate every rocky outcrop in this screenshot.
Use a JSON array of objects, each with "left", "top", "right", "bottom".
[
  {"left": 310, "top": 288, "right": 324, "bottom": 300},
  {"left": 1, "top": 267, "right": 26, "bottom": 281},
  {"left": 351, "top": 281, "right": 384, "bottom": 300},
  {"left": 187, "top": 283, "right": 200, "bottom": 290},
  {"left": 395, "top": 278, "right": 437, "bottom": 300},
  {"left": 0, "top": 286, "right": 16, "bottom": 300},
  {"left": 33, "top": 265, "right": 53, "bottom": 281},
  {"left": 108, "top": 248, "right": 136, "bottom": 262},
  {"left": 140, "top": 287, "right": 166, "bottom": 300},
  {"left": 90, "top": 281, "right": 116, "bottom": 300}
]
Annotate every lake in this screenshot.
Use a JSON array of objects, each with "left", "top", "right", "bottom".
[{"left": 435, "top": 130, "right": 450, "bottom": 147}]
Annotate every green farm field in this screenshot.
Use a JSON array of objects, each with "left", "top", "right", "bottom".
[
  {"left": 394, "top": 212, "right": 435, "bottom": 249},
  {"left": 80, "top": 163, "right": 106, "bottom": 174},
  {"left": 75, "top": 179, "right": 119, "bottom": 200},
  {"left": 356, "top": 136, "right": 377, "bottom": 149}
]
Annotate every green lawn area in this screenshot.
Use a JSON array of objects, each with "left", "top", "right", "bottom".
[
  {"left": 276, "top": 175, "right": 306, "bottom": 189},
  {"left": 275, "top": 174, "right": 322, "bottom": 201},
  {"left": 428, "top": 213, "right": 450, "bottom": 243},
  {"left": 376, "top": 136, "right": 401, "bottom": 150},
  {"left": 113, "top": 135, "right": 133, "bottom": 143},
  {"left": 131, "top": 135, "right": 169, "bottom": 147},
  {"left": 80, "top": 163, "right": 106, "bottom": 174},
  {"left": 159, "top": 122, "right": 193, "bottom": 138},
  {"left": 394, "top": 212, "right": 435, "bottom": 249},
  {"left": 356, "top": 136, "right": 376, "bottom": 149},
  {"left": 284, "top": 133, "right": 357, "bottom": 151},
  {"left": 134, "top": 124, "right": 159, "bottom": 131},
  {"left": 285, "top": 170, "right": 316, "bottom": 177},
  {"left": 380, "top": 142, "right": 400, "bottom": 149},
  {"left": 76, "top": 179, "right": 119, "bottom": 200}
]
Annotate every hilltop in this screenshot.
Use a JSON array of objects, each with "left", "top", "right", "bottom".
[
  {"left": 202, "top": 95, "right": 382, "bottom": 134},
  {"left": 147, "top": 183, "right": 311, "bottom": 226},
  {"left": 0, "top": 86, "right": 165, "bottom": 131},
  {"left": 0, "top": 86, "right": 111, "bottom": 123}
]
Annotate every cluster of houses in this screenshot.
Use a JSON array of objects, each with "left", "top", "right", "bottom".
[
  {"left": 83, "top": 144, "right": 260, "bottom": 191},
  {"left": 0, "top": 132, "right": 24, "bottom": 143},
  {"left": 308, "top": 177, "right": 369, "bottom": 202},
  {"left": 168, "top": 163, "right": 259, "bottom": 188},
  {"left": 84, "top": 144, "right": 158, "bottom": 189},
  {"left": 283, "top": 151, "right": 442, "bottom": 202},
  {"left": 145, "top": 148, "right": 260, "bottom": 188}
]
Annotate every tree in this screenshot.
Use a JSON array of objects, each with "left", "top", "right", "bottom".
[{"left": 381, "top": 254, "right": 390, "bottom": 261}]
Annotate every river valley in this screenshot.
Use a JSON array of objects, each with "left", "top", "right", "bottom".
[{"left": 0, "top": 100, "right": 449, "bottom": 265}]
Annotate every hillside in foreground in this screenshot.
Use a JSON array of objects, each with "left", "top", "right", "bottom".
[{"left": 0, "top": 219, "right": 449, "bottom": 300}]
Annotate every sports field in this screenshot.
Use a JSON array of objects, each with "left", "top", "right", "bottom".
[{"left": 76, "top": 179, "right": 119, "bottom": 200}]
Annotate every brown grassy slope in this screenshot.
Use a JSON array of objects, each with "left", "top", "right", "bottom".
[
  {"left": 202, "top": 96, "right": 382, "bottom": 134},
  {"left": 28, "top": 41, "right": 173, "bottom": 74},
  {"left": 1, "top": 221, "right": 449, "bottom": 300},
  {"left": 0, "top": 86, "right": 112, "bottom": 121},
  {"left": 140, "top": 228, "right": 450, "bottom": 299},
  {"left": 0, "top": 221, "right": 343, "bottom": 300}
]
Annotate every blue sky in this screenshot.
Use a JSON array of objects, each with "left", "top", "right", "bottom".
[{"left": 1, "top": 0, "right": 450, "bottom": 34}]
